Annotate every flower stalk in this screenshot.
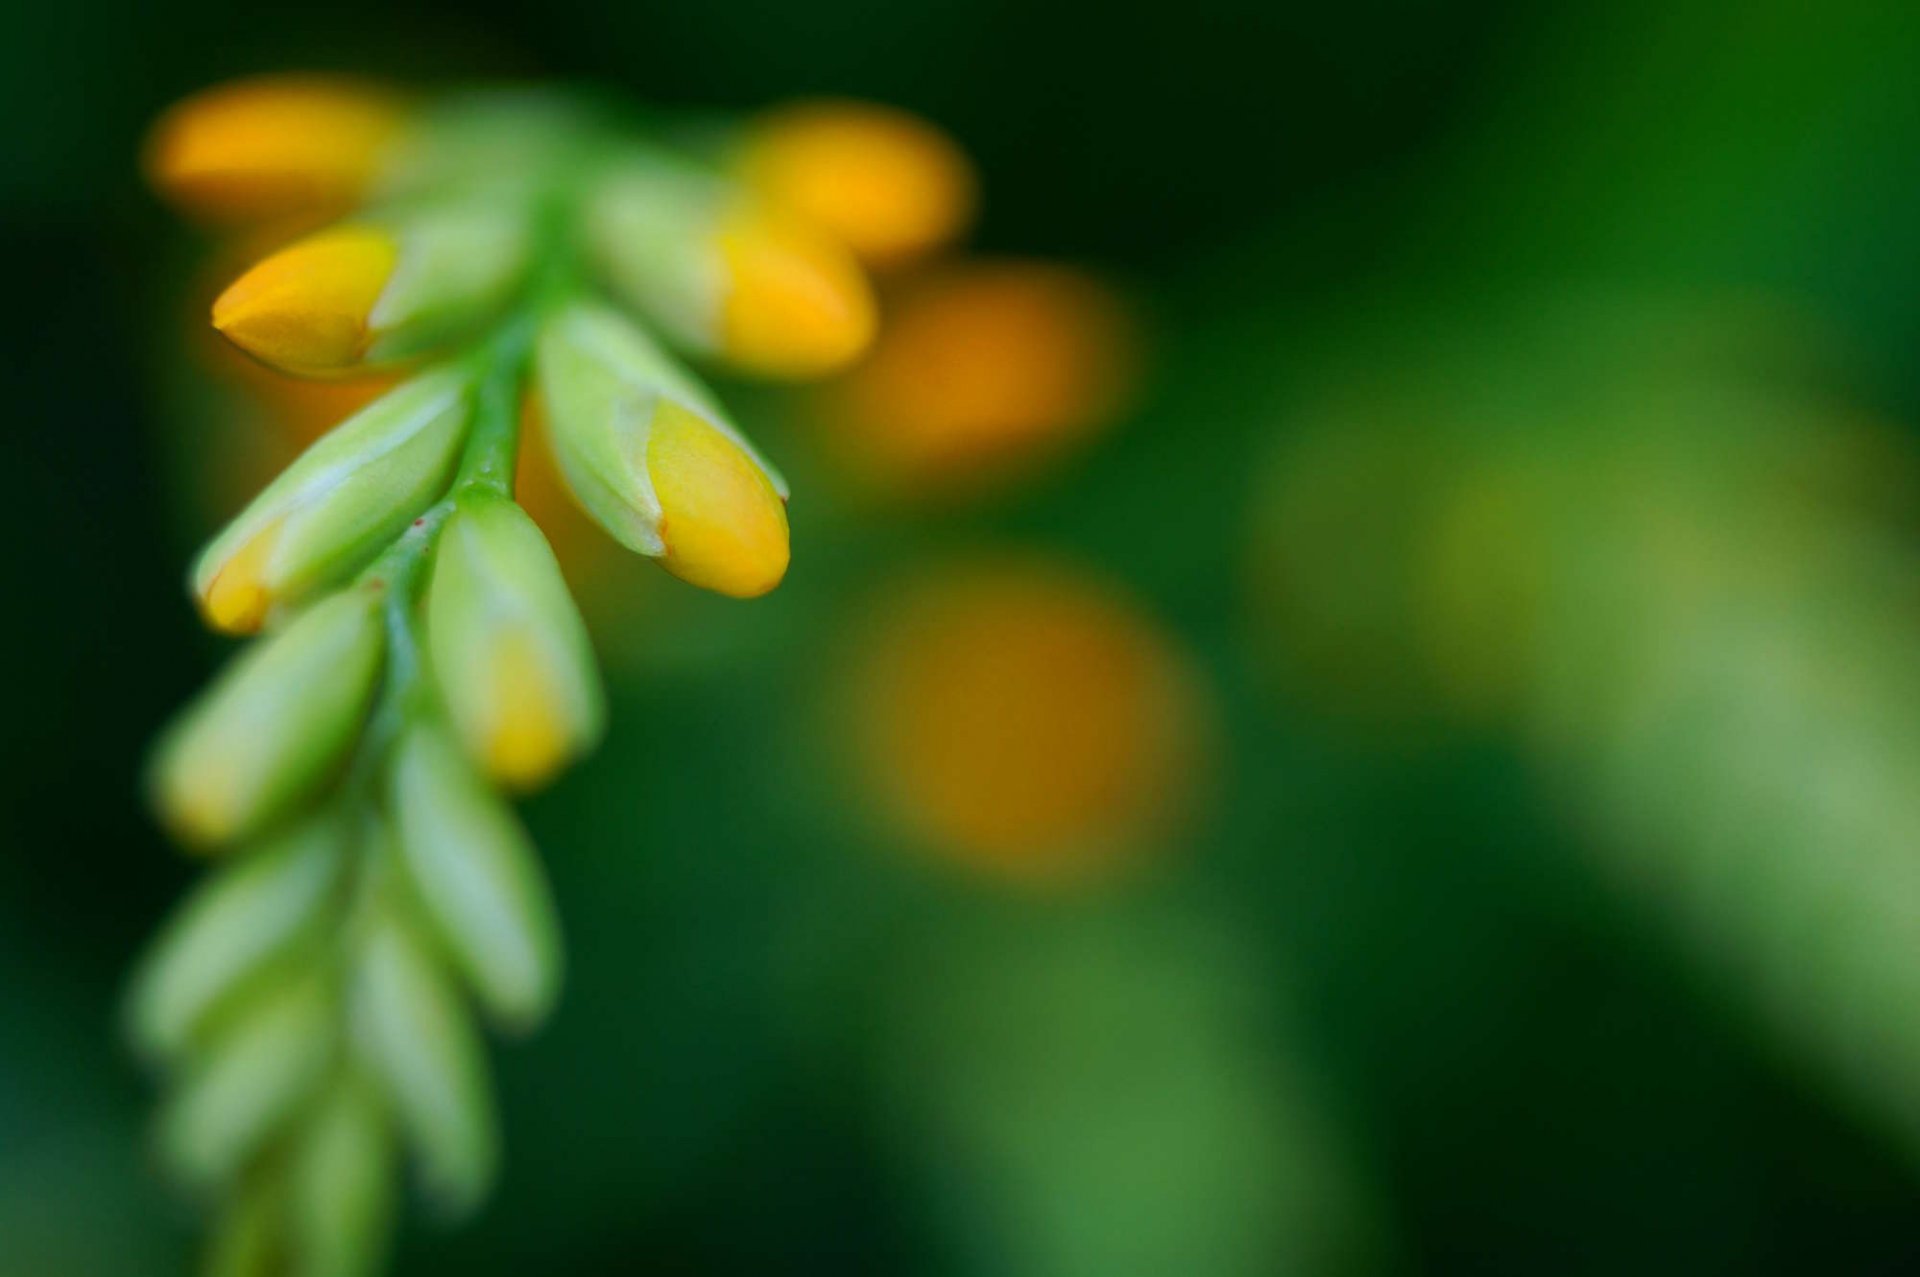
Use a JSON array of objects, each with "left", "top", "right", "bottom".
[{"left": 134, "top": 75, "right": 980, "bottom": 1277}]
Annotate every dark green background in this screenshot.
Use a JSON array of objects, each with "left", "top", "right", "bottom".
[{"left": 7, "top": 0, "right": 1920, "bottom": 1273}]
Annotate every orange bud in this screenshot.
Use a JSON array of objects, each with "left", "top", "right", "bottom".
[{"left": 145, "top": 76, "right": 405, "bottom": 223}]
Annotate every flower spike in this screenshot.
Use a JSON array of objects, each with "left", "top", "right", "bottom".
[{"left": 136, "top": 78, "right": 995, "bottom": 1275}]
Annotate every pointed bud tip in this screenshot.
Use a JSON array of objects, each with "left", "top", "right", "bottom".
[
  {"left": 742, "top": 99, "right": 975, "bottom": 267},
  {"left": 716, "top": 207, "right": 876, "bottom": 379},
  {"left": 212, "top": 226, "right": 398, "bottom": 375},
  {"left": 195, "top": 519, "right": 283, "bottom": 634},
  {"left": 647, "top": 400, "right": 791, "bottom": 598}
]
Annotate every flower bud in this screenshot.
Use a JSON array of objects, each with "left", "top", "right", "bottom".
[
  {"left": 205, "top": 1178, "right": 282, "bottom": 1277},
  {"left": 156, "top": 973, "right": 336, "bottom": 1192},
  {"left": 289, "top": 1068, "right": 397, "bottom": 1277},
  {"left": 739, "top": 99, "right": 975, "bottom": 267},
  {"left": 192, "top": 367, "right": 472, "bottom": 633},
  {"left": 535, "top": 303, "right": 792, "bottom": 597},
  {"left": 428, "top": 491, "right": 604, "bottom": 790},
  {"left": 390, "top": 721, "right": 563, "bottom": 1031},
  {"left": 127, "top": 815, "right": 347, "bottom": 1065},
  {"left": 350, "top": 898, "right": 497, "bottom": 1220},
  {"left": 586, "top": 164, "right": 875, "bottom": 378},
  {"left": 151, "top": 591, "right": 385, "bottom": 849},
  {"left": 144, "top": 75, "right": 406, "bottom": 223},
  {"left": 213, "top": 206, "right": 530, "bottom": 376}
]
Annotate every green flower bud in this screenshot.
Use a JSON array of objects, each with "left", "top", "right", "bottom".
[
  {"left": 289, "top": 1068, "right": 397, "bottom": 1277},
  {"left": 156, "top": 973, "right": 335, "bottom": 1193},
  {"left": 191, "top": 368, "right": 472, "bottom": 633},
  {"left": 534, "top": 301, "right": 793, "bottom": 598},
  {"left": 350, "top": 900, "right": 497, "bottom": 1221},
  {"left": 212, "top": 204, "right": 532, "bottom": 376},
  {"left": 205, "top": 1181, "right": 283, "bottom": 1277},
  {"left": 127, "top": 815, "right": 346, "bottom": 1065},
  {"left": 390, "top": 719, "right": 563, "bottom": 1030},
  {"left": 428, "top": 490, "right": 604, "bottom": 791},
  {"left": 151, "top": 590, "right": 385, "bottom": 850}
]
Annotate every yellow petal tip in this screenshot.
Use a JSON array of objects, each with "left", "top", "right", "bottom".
[
  {"left": 742, "top": 100, "right": 975, "bottom": 267},
  {"left": 196, "top": 519, "right": 283, "bottom": 634},
  {"left": 716, "top": 207, "right": 876, "bottom": 379},
  {"left": 646, "top": 400, "right": 790, "bottom": 598},
  {"left": 212, "top": 226, "right": 398, "bottom": 375},
  {"left": 480, "top": 635, "right": 573, "bottom": 792}
]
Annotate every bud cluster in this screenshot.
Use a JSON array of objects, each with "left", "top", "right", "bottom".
[{"left": 134, "top": 75, "right": 981, "bottom": 1276}]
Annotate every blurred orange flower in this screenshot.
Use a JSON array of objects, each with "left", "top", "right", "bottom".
[
  {"left": 815, "top": 261, "right": 1139, "bottom": 502},
  {"left": 842, "top": 556, "right": 1209, "bottom": 887}
]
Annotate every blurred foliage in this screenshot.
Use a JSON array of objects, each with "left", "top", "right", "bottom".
[{"left": 9, "top": 0, "right": 1920, "bottom": 1273}]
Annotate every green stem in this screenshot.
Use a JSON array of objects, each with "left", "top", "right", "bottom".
[{"left": 454, "top": 320, "right": 535, "bottom": 499}]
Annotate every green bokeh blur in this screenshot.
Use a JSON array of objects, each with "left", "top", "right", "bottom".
[{"left": 8, "top": 0, "right": 1920, "bottom": 1273}]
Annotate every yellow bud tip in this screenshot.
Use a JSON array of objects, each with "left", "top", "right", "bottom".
[
  {"left": 154, "top": 758, "right": 240, "bottom": 851},
  {"left": 742, "top": 100, "right": 976, "bottom": 267},
  {"left": 212, "top": 226, "right": 398, "bottom": 375},
  {"left": 716, "top": 207, "right": 876, "bottom": 378},
  {"left": 646, "top": 401, "right": 791, "bottom": 598},
  {"left": 197, "top": 519, "right": 282, "bottom": 634},
  {"left": 144, "top": 75, "right": 404, "bottom": 223},
  {"left": 482, "top": 633, "right": 571, "bottom": 792}
]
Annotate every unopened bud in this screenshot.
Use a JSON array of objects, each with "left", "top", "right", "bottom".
[
  {"left": 350, "top": 893, "right": 497, "bottom": 1220},
  {"left": 534, "top": 303, "right": 791, "bottom": 597},
  {"left": 428, "top": 491, "right": 603, "bottom": 790},
  {"left": 587, "top": 164, "right": 874, "bottom": 378},
  {"left": 152, "top": 591, "right": 384, "bottom": 848},
  {"left": 144, "top": 75, "right": 406, "bottom": 223},
  {"left": 739, "top": 99, "right": 975, "bottom": 267},
  {"left": 213, "top": 207, "right": 529, "bottom": 376},
  {"left": 192, "top": 368, "right": 471, "bottom": 633},
  {"left": 127, "top": 815, "right": 347, "bottom": 1064},
  {"left": 390, "top": 721, "right": 563, "bottom": 1031}
]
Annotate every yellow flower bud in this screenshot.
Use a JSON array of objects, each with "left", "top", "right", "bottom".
[
  {"left": 213, "top": 226, "right": 397, "bottom": 374},
  {"left": 647, "top": 399, "right": 790, "bottom": 598},
  {"left": 192, "top": 368, "right": 472, "bottom": 633},
  {"left": 739, "top": 99, "right": 976, "bottom": 267},
  {"left": 151, "top": 590, "right": 385, "bottom": 849},
  {"left": 428, "top": 492, "right": 604, "bottom": 790},
  {"left": 213, "top": 208, "right": 529, "bottom": 377},
  {"left": 534, "top": 303, "right": 791, "bottom": 598},
  {"left": 587, "top": 166, "right": 875, "bottom": 378},
  {"left": 715, "top": 205, "right": 877, "bottom": 377},
  {"left": 145, "top": 75, "right": 406, "bottom": 223}
]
